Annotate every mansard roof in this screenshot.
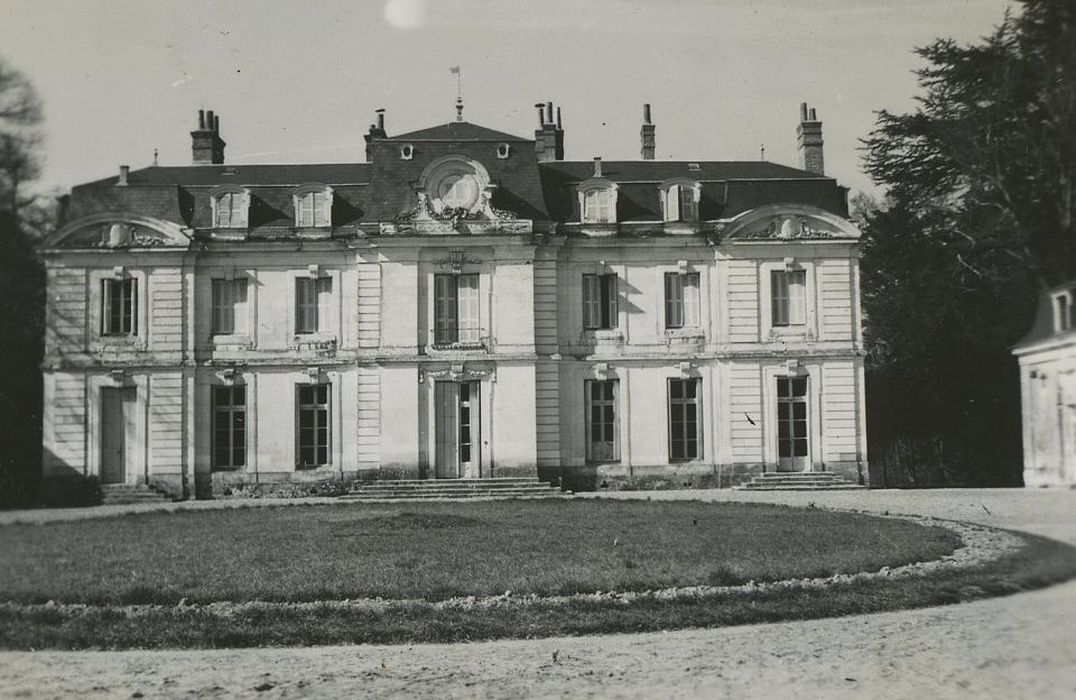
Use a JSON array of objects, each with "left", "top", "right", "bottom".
[{"left": 388, "top": 121, "right": 530, "bottom": 142}]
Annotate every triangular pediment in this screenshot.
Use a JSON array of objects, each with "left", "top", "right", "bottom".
[{"left": 389, "top": 121, "right": 530, "bottom": 142}]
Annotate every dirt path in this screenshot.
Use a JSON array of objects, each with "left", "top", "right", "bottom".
[{"left": 1, "top": 488, "right": 1073, "bottom": 699}]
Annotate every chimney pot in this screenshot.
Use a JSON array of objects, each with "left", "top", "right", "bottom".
[
  {"left": 206, "top": 110, "right": 215, "bottom": 131},
  {"left": 593, "top": 156, "right": 602, "bottom": 177},
  {"left": 800, "top": 102, "right": 809, "bottom": 122},
  {"left": 214, "top": 115, "right": 220, "bottom": 132},
  {"left": 198, "top": 109, "right": 206, "bottom": 129},
  {"left": 118, "top": 165, "right": 129, "bottom": 186},
  {"left": 643, "top": 103, "right": 652, "bottom": 125},
  {"left": 546, "top": 101, "right": 554, "bottom": 125},
  {"left": 808, "top": 107, "right": 817, "bottom": 121},
  {"left": 376, "top": 108, "right": 385, "bottom": 131},
  {"left": 556, "top": 106, "right": 562, "bottom": 129}
]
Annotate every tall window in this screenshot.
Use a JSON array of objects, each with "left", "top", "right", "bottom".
[
  {"left": 213, "top": 192, "right": 247, "bottom": 228},
  {"left": 212, "top": 386, "right": 246, "bottom": 469},
  {"left": 102, "top": 278, "right": 137, "bottom": 336},
  {"left": 212, "top": 278, "right": 248, "bottom": 335},
  {"left": 295, "top": 277, "right": 332, "bottom": 335},
  {"left": 777, "top": 377, "right": 809, "bottom": 463},
  {"left": 586, "top": 379, "right": 619, "bottom": 463},
  {"left": 582, "top": 273, "right": 618, "bottom": 330},
  {"left": 665, "top": 272, "right": 701, "bottom": 329},
  {"left": 295, "top": 190, "right": 332, "bottom": 227},
  {"left": 297, "top": 384, "right": 331, "bottom": 468},
  {"left": 664, "top": 184, "right": 698, "bottom": 223},
  {"left": 668, "top": 378, "right": 700, "bottom": 461},
  {"left": 582, "top": 187, "right": 615, "bottom": 224},
  {"left": 771, "top": 269, "right": 806, "bottom": 327},
  {"left": 433, "top": 274, "right": 480, "bottom": 346}
]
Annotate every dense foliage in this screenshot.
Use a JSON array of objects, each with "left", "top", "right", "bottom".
[
  {"left": 859, "top": 0, "right": 1075, "bottom": 486},
  {"left": 0, "top": 58, "right": 49, "bottom": 507}
]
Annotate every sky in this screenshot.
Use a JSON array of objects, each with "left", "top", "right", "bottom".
[{"left": 1, "top": 0, "right": 1015, "bottom": 197}]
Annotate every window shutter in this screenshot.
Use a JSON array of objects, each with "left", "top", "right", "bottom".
[
  {"left": 788, "top": 270, "right": 806, "bottom": 325},
  {"left": 582, "top": 275, "right": 600, "bottom": 329},
  {"left": 296, "top": 194, "right": 308, "bottom": 227},
  {"left": 233, "top": 279, "right": 248, "bottom": 334},
  {"left": 683, "top": 273, "right": 700, "bottom": 327},
  {"left": 771, "top": 270, "right": 789, "bottom": 327},
  {"left": 603, "top": 274, "right": 618, "bottom": 329},
  {"left": 665, "top": 273, "right": 682, "bottom": 328},
  {"left": 666, "top": 185, "right": 680, "bottom": 222},
  {"left": 434, "top": 275, "right": 459, "bottom": 344},
  {"left": 457, "top": 274, "right": 480, "bottom": 343},
  {"left": 316, "top": 277, "right": 332, "bottom": 333},
  {"left": 126, "top": 279, "right": 137, "bottom": 335},
  {"left": 681, "top": 185, "right": 698, "bottom": 222},
  {"left": 296, "top": 278, "right": 313, "bottom": 333}
]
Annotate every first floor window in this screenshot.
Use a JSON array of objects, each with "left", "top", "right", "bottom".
[
  {"left": 668, "top": 378, "right": 700, "bottom": 461},
  {"left": 102, "top": 278, "right": 137, "bottom": 336},
  {"left": 586, "top": 379, "right": 619, "bottom": 462},
  {"left": 297, "top": 383, "right": 331, "bottom": 467},
  {"left": 434, "top": 273, "right": 480, "bottom": 345},
  {"left": 583, "top": 273, "right": 618, "bottom": 330},
  {"left": 665, "top": 272, "right": 700, "bottom": 328},
  {"left": 296, "top": 276, "right": 332, "bottom": 334},
  {"left": 212, "top": 278, "right": 248, "bottom": 335},
  {"left": 771, "top": 269, "right": 806, "bottom": 327},
  {"left": 212, "top": 386, "right": 246, "bottom": 469},
  {"left": 777, "top": 377, "right": 809, "bottom": 461}
]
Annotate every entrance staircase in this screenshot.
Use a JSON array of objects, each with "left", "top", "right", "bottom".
[
  {"left": 99, "top": 483, "right": 174, "bottom": 505},
  {"left": 734, "top": 471, "right": 865, "bottom": 491},
  {"left": 339, "top": 478, "right": 570, "bottom": 503}
]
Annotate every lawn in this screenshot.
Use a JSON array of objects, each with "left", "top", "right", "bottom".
[{"left": 0, "top": 500, "right": 959, "bottom": 605}]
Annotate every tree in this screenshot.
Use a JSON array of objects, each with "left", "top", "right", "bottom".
[
  {"left": 858, "top": 0, "right": 1074, "bottom": 486},
  {"left": 0, "top": 57, "right": 48, "bottom": 506}
]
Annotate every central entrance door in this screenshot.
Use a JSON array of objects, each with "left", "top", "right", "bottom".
[
  {"left": 100, "top": 386, "right": 136, "bottom": 484},
  {"left": 776, "top": 376, "right": 810, "bottom": 472},
  {"left": 434, "top": 381, "right": 480, "bottom": 478}
]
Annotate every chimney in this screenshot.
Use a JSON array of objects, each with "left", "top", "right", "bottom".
[
  {"left": 190, "top": 108, "right": 226, "bottom": 165},
  {"left": 535, "top": 100, "right": 565, "bottom": 162},
  {"left": 592, "top": 156, "right": 602, "bottom": 178},
  {"left": 364, "top": 109, "right": 388, "bottom": 162},
  {"left": 640, "top": 103, "right": 655, "bottom": 160},
  {"left": 117, "top": 165, "right": 129, "bottom": 186},
  {"left": 796, "top": 102, "right": 824, "bottom": 175}
]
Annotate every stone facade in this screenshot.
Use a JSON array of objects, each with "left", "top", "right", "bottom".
[{"left": 40, "top": 101, "right": 867, "bottom": 497}]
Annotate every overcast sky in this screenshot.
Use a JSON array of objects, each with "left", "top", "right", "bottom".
[{"left": 2, "top": 0, "right": 1013, "bottom": 197}]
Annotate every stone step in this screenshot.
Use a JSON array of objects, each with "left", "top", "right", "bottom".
[
  {"left": 99, "top": 484, "right": 173, "bottom": 505},
  {"left": 356, "top": 483, "right": 558, "bottom": 493},
  {"left": 737, "top": 484, "right": 867, "bottom": 491},
  {"left": 340, "top": 478, "right": 567, "bottom": 502},
  {"left": 346, "top": 487, "right": 564, "bottom": 497},
  {"left": 758, "top": 472, "right": 842, "bottom": 479},
  {"left": 340, "top": 493, "right": 573, "bottom": 503}
]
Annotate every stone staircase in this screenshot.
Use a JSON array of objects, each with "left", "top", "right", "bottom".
[
  {"left": 339, "top": 478, "right": 571, "bottom": 503},
  {"left": 735, "top": 471, "right": 866, "bottom": 491},
  {"left": 99, "top": 483, "right": 175, "bottom": 505}
]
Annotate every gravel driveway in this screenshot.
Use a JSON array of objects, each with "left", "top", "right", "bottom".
[{"left": 0, "top": 488, "right": 1073, "bottom": 699}]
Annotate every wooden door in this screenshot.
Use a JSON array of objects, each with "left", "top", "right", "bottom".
[
  {"left": 777, "top": 377, "right": 809, "bottom": 471},
  {"left": 434, "top": 382, "right": 459, "bottom": 478},
  {"left": 101, "top": 387, "right": 135, "bottom": 484},
  {"left": 586, "top": 379, "right": 619, "bottom": 462}
]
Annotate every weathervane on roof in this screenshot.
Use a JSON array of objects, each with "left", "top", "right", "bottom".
[
  {"left": 450, "top": 65, "right": 463, "bottom": 121},
  {"left": 153, "top": 148, "right": 159, "bottom": 166},
  {"left": 760, "top": 143, "right": 765, "bottom": 161}
]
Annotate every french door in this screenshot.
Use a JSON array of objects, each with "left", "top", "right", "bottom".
[
  {"left": 434, "top": 381, "right": 480, "bottom": 478},
  {"left": 776, "top": 376, "right": 810, "bottom": 471},
  {"left": 586, "top": 379, "right": 619, "bottom": 462},
  {"left": 100, "top": 387, "right": 136, "bottom": 484}
]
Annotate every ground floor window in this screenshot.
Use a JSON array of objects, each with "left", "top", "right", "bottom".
[
  {"left": 297, "top": 383, "right": 330, "bottom": 468},
  {"left": 668, "top": 378, "right": 700, "bottom": 461},
  {"left": 585, "top": 379, "right": 619, "bottom": 462},
  {"left": 212, "top": 386, "right": 246, "bottom": 469},
  {"left": 777, "top": 376, "right": 809, "bottom": 465}
]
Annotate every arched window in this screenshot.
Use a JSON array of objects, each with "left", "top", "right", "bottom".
[
  {"left": 292, "top": 185, "right": 333, "bottom": 228},
  {"left": 661, "top": 180, "right": 700, "bottom": 223},
  {"left": 578, "top": 179, "right": 618, "bottom": 224},
  {"left": 211, "top": 187, "right": 250, "bottom": 228}
]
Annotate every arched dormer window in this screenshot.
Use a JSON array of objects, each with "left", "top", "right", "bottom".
[
  {"left": 211, "top": 186, "right": 250, "bottom": 229},
  {"left": 292, "top": 184, "right": 333, "bottom": 228},
  {"left": 578, "top": 179, "right": 618, "bottom": 224},
  {"left": 661, "top": 179, "right": 700, "bottom": 223}
]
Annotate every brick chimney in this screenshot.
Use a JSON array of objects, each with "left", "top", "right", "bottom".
[
  {"left": 364, "top": 108, "right": 387, "bottom": 162},
  {"left": 640, "top": 103, "right": 656, "bottom": 160},
  {"left": 796, "top": 102, "right": 824, "bottom": 175},
  {"left": 535, "top": 101, "right": 564, "bottom": 162},
  {"left": 190, "top": 109, "right": 226, "bottom": 165}
]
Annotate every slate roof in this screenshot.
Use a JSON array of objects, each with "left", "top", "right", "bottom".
[{"left": 389, "top": 121, "right": 530, "bottom": 142}]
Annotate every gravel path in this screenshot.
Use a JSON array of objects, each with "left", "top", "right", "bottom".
[{"left": 0, "top": 488, "right": 1073, "bottom": 699}]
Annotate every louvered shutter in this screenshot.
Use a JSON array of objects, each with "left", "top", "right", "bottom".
[
  {"left": 665, "top": 273, "right": 683, "bottom": 328},
  {"left": 457, "top": 274, "right": 480, "bottom": 343},
  {"left": 666, "top": 185, "right": 680, "bottom": 222},
  {"left": 434, "top": 275, "right": 458, "bottom": 344},
  {"left": 683, "top": 273, "right": 700, "bottom": 327},
  {"left": 582, "top": 275, "right": 600, "bottom": 329}
]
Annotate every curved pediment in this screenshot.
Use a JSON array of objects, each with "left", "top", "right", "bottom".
[
  {"left": 44, "top": 213, "right": 192, "bottom": 250},
  {"left": 720, "top": 204, "right": 860, "bottom": 241}
]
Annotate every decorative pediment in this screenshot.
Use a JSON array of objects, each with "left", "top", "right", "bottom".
[
  {"left": 719, "top": 204, "right": 859, "bottom": 241},
  {"left": 44, "top": 213, "right": 192, "bottom": 250},
  {"left": 380, "top": 190, "right": 531, "bottom": 236}
]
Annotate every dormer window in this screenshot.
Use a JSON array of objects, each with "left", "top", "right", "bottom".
[
  {"left": 661, "top": 180, "right": 700, "bottom": 223},
  {"left": 1053, "top": 289, "right": 1075, "bottom": 333},
  {"left": 292, "top": 185, "right": 333, "bottom": 228},
  {"left": 580, "top": 185, "right": 617, "bottom": 224},
  {"left": 211, "top": 187, "right": 250, "bottom": 228}
]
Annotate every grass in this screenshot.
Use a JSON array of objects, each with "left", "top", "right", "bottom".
[
  {"left": 1, "top": 500, "right": 1074, "bottom": 650},
  {"left": 0, "top": 501, "right": 959, "bottom": 605}
]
